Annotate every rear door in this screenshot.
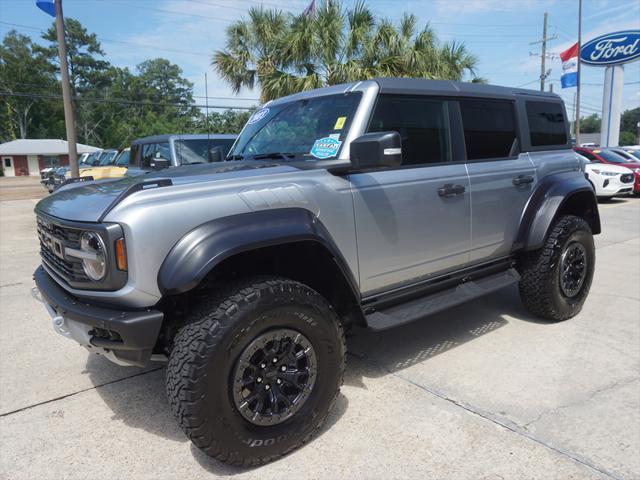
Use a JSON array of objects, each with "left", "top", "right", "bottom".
[
  {"left": 349, "top": 95, "right": 471, "bottom": 295},
  {"left": 462, "top": 98, "right": 537, "bottom": 263}
]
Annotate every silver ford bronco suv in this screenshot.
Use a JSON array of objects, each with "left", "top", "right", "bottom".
[{"left": 33, "top": 78, "right": 600, "bottom": 465}]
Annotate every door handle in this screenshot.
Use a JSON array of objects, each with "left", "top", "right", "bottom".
[
  {"left": 512, "top": 175, "right": 534, "bottom": 186},
  {"left": 438, "top": 183, "right": 466, "bottom": 197}
]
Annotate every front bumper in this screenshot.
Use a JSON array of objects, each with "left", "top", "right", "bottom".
[{"left": 33, "top": 266, "right": 163, "bottom": 367}]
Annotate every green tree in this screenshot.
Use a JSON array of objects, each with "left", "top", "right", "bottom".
[
  {"left": 619, "top": 131, "right": 637, "bottom": 146},
  {"left": 0, "top": 31, "right": 59, "bottom": 140},
  {"left": 580, "top": 113, "right": 601, "bottom": 134},
  {"left": 213, "top": 0, "right": 479, "bottom": 102},
  {"left": 620, "top": 108, "right": 639, "bottom": 136}
]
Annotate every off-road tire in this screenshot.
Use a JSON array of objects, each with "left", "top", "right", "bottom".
[
  {"left": 166, "top": 277, "right": 346, "bottom": 466},
  {"left": 518, "top": 215, "right": 595, "bottom": 321}
]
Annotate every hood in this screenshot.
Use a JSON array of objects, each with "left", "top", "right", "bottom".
[
  {"left": 586, "top": 163, "right": 638, "bottom": 174},
  {"left": 35, "top": 161, "right": 298, "bottom": 222}
]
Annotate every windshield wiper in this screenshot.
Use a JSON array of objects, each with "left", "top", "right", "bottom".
[{"left": 252, "top": 152, "right": 296, "bottom": 161}]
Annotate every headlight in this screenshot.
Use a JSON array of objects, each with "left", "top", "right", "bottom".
[
  {"left": 634, "top": 168, "right": 640, "bottom": 174},
  {"left": 80, "top": 231, "right": 107, "bottom": 280}
]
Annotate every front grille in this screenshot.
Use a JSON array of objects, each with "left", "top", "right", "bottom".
[
  {"left": 621, "top": 173, "right": 634, "bottom": 184},
  {"left": 37, "top": 216, "right": 90, "bottom": 284}
]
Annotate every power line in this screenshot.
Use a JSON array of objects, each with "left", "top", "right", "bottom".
[{"left": 0, "top": 91, "right": 254, "bottom": 110}]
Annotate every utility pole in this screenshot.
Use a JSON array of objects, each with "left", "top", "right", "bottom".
[
  {"left": 529, "top": 12, "right": 557, "bottom": 92},
  {"left": 54, "top": 0, "right": 79, "bottom": 177},
  {"left": 541, "top": 12, "right": 548, "bottom": 91},
  {"left": 575, "top": 0, "right": 583, "bottom": 146}
]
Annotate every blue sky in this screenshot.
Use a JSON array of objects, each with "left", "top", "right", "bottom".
[{"left": 1, "top": 0, "right": 639, "bottom": 119}]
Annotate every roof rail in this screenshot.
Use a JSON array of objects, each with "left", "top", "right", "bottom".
[{"left": 98, "top": 179, "right": 173, "bottom": 222}]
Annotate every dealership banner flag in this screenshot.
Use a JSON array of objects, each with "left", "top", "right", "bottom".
[{"left": 560, "top": 42, "right": 579, "bottom": 88}]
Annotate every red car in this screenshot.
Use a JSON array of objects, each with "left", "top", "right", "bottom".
[{"left": 575, "top": 147, "right": 640, "bottom": 194}]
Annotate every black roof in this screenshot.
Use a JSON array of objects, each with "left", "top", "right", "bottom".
[
  {"left": 373, "top": 77, "right": 561, "bottom": 100},
  {"left": 131, "top": 133, "right": 237, "bottom": 145}
]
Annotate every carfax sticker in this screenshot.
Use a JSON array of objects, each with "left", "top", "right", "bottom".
[
  {"left": 248, "top": 108, "right": 269, "bottom": 125},
  {"left": 310, "top": 137, "right": 342, "bottom": 159}
]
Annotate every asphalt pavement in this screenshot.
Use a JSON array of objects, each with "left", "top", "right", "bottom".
[{"left": 0, "top": 194, "right": 638, "bottom": 479}]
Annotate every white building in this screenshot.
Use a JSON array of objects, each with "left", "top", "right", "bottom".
[{"left": 0, "top": 139, "right": 99, "bottom": 177}]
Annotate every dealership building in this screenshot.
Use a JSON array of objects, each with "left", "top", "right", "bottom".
[{"left": 0, "top": 139, "right": 99, "bottom": 177}]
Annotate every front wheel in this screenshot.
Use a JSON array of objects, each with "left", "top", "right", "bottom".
[
  {"left": 166, "top": 277, "right": 346, "bottom": 466},
  {"left": 518, "top": 215, "right": 595, "bottom": 321}
]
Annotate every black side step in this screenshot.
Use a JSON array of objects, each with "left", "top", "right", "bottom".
[{"left": 365, "top": 268, "right": 520, "bottom": 331}]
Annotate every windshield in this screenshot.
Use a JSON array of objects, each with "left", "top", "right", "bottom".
[
  {"left": 229, "top": 92, "right": 362, "bottom": 161},
  {"left": 85, "top": 151, "right": 101, "bottom": 165},
  {"left": 98, "top": 150, "right": 118, "bottom": 166},
  {"left": 175, "top": 139, "right": 235, "bottom": 165},
  {"left": 115, "top": 150, "right": 130, "bottom": 166},
  {"left": 596, "top": 150, "right": 633, "bottom": 163},
  {"left": 627, "top": 150, "right": 640, "bottom": 160}
]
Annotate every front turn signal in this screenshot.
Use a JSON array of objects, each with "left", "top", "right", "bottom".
[{"left": 115, "top": 238, "right": 127, "bottom": 271}]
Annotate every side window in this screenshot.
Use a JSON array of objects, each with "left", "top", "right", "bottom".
[
  {"left": 526, "top": 101, "right": 567, "bottom": 146},
  {"left": 579, "top": 150, "right": 597, "bottom": 161},
  {"left": 367, "top": 95, "right": 451, "bottom": 166},
  {"left": 140, "top": 142, "right": 171, "bottom": 168},
  {"left": 460, "top": 99, "right": 517, "bottom": 160}
]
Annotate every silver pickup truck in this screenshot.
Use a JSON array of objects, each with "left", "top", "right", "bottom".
[{"left": 32, "top": 78, "right": 599, "bottom": 466}]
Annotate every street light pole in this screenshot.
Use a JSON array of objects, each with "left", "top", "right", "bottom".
[{"left": 54, "top": 0, "right": 79, "bottom": 177}]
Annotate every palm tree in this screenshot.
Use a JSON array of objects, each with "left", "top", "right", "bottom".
[{"left": 213, "top": 0, "right": 481, "bottom": 102}]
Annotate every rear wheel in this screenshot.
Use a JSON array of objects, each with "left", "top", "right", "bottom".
[
  {"left": 166, "top": 277, "right": 345, "bottom": 466},
  {"left": 518, "top": 215, "right": 595, "bottom": 321}
]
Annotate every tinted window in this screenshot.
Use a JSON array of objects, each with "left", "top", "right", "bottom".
[
  {"left": 368, "top": 95, "right": 451, "bottom": 165},
  {"left": 526, "top": 101, "right": 567, "bottom": 146},
  {"left": 577, "top": 149, "right": 598, "bottom": 161},
  {"left": 174, "top": 139, "right": 235, "bottom": 164},
  {"left": 115, "top": 150, "right": 130, "bottom": 166},
  {"left": 596, "top": 150, "right": 632, "bottom": 163},
  {"left": 42, "top": 156, "right": 59, "bottom": 168},
  {"left": 141, "top": 142, "right": 171, "bottom": 168},
  {"left": 460, "top": 99, "right": 516, "bottom": 160}
]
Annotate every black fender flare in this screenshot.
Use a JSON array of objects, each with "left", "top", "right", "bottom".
[
  {"left": 158, "top": 208, "right": 359, "bottom": 297},
  {"left": 514, "top": 171, "right": 601, "bottom": 252}
]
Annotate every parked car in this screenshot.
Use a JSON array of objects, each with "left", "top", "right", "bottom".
[
  {"left": 574, "top": 147, "right": 640, "bottom": 194},
  {"left": 32, "top": 79, "right": 599, "bottom": 465},
  {"left": 578, "top": 153, "right": 635, "bottom": 198},
  {"left": 609, "top": 147, "right": 640, "bottom": 162},
  {"left": 78, "top": 148, "right": 130, "bottom": 180}
]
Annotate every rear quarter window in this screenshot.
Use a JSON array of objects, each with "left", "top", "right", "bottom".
[
  {"left": 526, "top": 101, "right": 567, "bottom": 147},
  {"left": 460, "top": 99, "right": 517, "bottom": 160}
]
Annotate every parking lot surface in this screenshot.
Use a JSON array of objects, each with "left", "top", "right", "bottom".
[{"left": 0, "top": 195, "right": 638, "bottom": 479}]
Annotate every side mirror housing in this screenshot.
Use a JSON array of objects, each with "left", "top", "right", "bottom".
[
  {"left": 209, "top": 147, "right": 224, "bottom": 163},
  {"left": 150, "top": 158, "right": 170, "bottom": 171},
  {"left": 349, "top": 132, "right": 402, "bottom": 171}
]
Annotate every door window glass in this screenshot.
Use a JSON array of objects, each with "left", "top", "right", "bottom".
[
  {"left": 460, "top": 99, "right": 517, "bottom": 160},
  {"left": 367, "top": 95, "right": 451, "bottom": 166},
  {"left": 141, "top": 142, "right": 171, "bottom": 168},
  {"left": 526, "top": 101, "right": 567, "bottom": 146}
]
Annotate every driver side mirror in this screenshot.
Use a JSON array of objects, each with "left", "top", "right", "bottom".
[
  {"left": 150, "top": 158, "right": 170, "bottom": 171},
  {"left": 349, "top": 131, "right": 402, "bottom": 171},
  {"left": 209, "top": 146, "right": 224, "bottom": 163}
]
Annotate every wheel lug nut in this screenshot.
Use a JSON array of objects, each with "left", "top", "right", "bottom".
[
  {"left": 265, "top": 384, "right": 271, "bottom": 390},
  {"left": 272, "top": 358, "right": 278, "bottom": 363},
  {"left": 256, "top": 377, "right": 262, "bottom": 383},
  {"left": 260, "top": 363, "right": 266, "bottom": 369},
  {"left": 281, "top": 365, "right": 286, "bottom": 371},
  {"left": 276, "top": 379, "right": 282, "bottom": 385}
]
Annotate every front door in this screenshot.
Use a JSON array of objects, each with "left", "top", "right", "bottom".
[
  {"left": 2, "top": 157, "right": 14, "bottom": 177},
  {"left": 459, "top": 98, "right": 537, "bottom": 262},
  {"left": 349, "top": 95, "right": 471, "bottom": 295}
]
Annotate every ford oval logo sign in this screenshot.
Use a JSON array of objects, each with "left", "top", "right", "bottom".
[{"left": 580, "top": 30, "right": 640, "bottom": 66}]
